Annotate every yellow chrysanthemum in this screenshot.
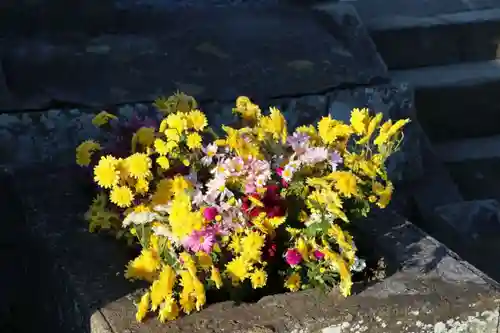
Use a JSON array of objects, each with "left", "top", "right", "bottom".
[
  {"left": 125, "top": 153, "right": 152, "bottom": 179},
  {"left": 76, "top": 140, "right": 101, "bottom": 166},
  {"left": 192, "top": 276, "right": 206, "bottom": 311},
  {"left": 318, "top": 116, "right": 352, "bottom": 144},
  {"left": 373, "top": 181, "right": 394, "bottom": 208},
  {"left": 135, "top": 292, "right": 150, "bottom": 322},
  {"left": 210, "top": 266, "right": 223, "bottom": 289},
  {"left": 133, "top": 127, "right": 155, "bottom": 147},
  {"left": 179, "top": 270, "right": 196, "bottom": 314},
  {"left": 234, "top": 96, "right": 261, "bottom": 121},
  {"left": 151, "top": 179, "right": 173, "bottom": 205},
  {"left": 150, "top": 265, "right": 177, "bottom": 310},
  {"left": 284, "top": 272, "right": 301, "bottom": 292},
  {"left": 110, "top": 185, "right": 134, "bottom": 208},
  {"left": 259, "top": 107, "right": 287, "bottom": 143},
  {"left": 350, "top": 108, "right": 369, "bottom": 135},
  {"left": 296, "top": 237, "right": 310, "bottom": 262},
  {"left": 324, "top": 249, "right": 352, "bottom": 297},
  {"left": 186, "top": 109, "right": 208, "bottom": 131},
  {"left": 250, "top": 269, "right": 267, "bottom": 289},
  {"left": 168, "top": 192, "right": 202, "bottom": 239},
  {"left": 240, "top": 231, "right": 265, "bottom": 262},
  {"left": 225, "top": 256, "right": 250, "bottom": 283},
  {"left": 125, "top": 249, "right": 161, "bottom": 282},
  {"left": 196, "top": 252, "right": 213, "bottom": 270},
  {"left": 93, "top": 155, "right": 119, "bottom": 189},
  {"left": 228, "top": 234, "right": 242, "bottom": 254},
  {"left": 92, "top": 111, "right": 117, "bottom": 127},
  {"left": 171, "top": 175, "right": 192, "bottom": 194},
  {"left": 328, "top": 171, "right": 359, "bottom": 198},
  {"left": 158, "top": 297, "right": 179, "bottom": 322},
  {"left": 135, "top": 177, "right": 149, "bottom": 194},
  {"left": 357, "top": 113, "right": 383, "bottom": 145},
  {"left": 166, "top": 112, "right": 187, "bottom": 133},
  {"left": 157, "top": 156, "right": 170, "bottom": 170},
  {"left": 186, "top": 132, "right": 202, "bottom": 150},
  {"left": 154, "top": 138, "right": 169, "bottom": 155},
  {"left": 164, "top": 128, "right": 181, "bottom": 143}
]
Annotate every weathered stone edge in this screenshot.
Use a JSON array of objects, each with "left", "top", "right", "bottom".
[{"left": 364, "top": 8, "right": 500, "bottom": 31}]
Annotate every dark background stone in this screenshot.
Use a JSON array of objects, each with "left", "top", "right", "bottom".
[{"left": 0, "top": 5, "right": 387, "bottom": 110}]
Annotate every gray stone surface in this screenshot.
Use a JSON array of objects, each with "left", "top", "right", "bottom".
[
  {"left": 0, "top": 104, "right": 158, "bottom": 167},
  {"left": 410, "top": 123, "right": 463, "bottom": 219},
  {"left": 11, "top": 166, "right": 500, "bottom": 333},
  {"left": 366, "top": 8, "right": 500, "bottom": 69},
  {"left": 434, "top": 199, "right": 500, "bottom": 238},
  {"left": 336, "top": 0, "right": 500, "bottom": 22},
  {"left": 447, "top": 157, "right": 500, "bottom": 203},
  {"left": 391, "top": 60, "right": 500, "bottom": 142},
  {"left": 406, "top": 127, "right": 500, "bottom": 283},
  {"left": 0, "top": 87, "right": 409, "bottom": 169},
  {"left": 0, "top": 4, "right": 387, "bottom": 110},
  {"left": 327, "top": 83, "right": 422, "bottom": 184},
  {"left": 435, "top": 134, "right": 500, "bottom": 163}
]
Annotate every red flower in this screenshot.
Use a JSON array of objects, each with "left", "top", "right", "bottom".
[{"left": 203, "top": 207, "right": 218, "bottom": 221}]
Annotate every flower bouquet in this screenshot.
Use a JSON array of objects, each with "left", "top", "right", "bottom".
[{"left": 76, "top": 93, "right": 409, "bottom": 323}]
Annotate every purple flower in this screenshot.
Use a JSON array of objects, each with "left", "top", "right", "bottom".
[
  {"left": 298, "top": 147, "right": 328, "bottom": 165},
  {"left": 285, "top": 248, "right": 303, "bottom": 266},
  {"left": 182, "top": 227, "right": 217, "bottom": 253},
  {"left": 287, "top": 132, "right": 310, "bottom": 154},
  {"left": 330, "top": 151, "right": 343, "bottom": 170},
  {"left": 313, "top": 250, "right": 325, "bottom": 260}
]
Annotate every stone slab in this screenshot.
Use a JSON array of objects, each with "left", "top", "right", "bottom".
[
  {"left": 11, "top": 165, "right": 500, "bottom": 333},
  {"left": 404, "top": 128, "right": 500, "bottom": 282},
  {"left": 391, "top": 60, "right": 500, "bottom": 142},
  {"left": 366, "top": 9, "right": 500, "bottom": 69},
  {"left": 435, "top": 134, "right": 500, "bottom": 163},
  {"left": 435, "top": 199, "right": 500, "bottom": 239},
  {"left": 447, "top": 157, "right": 500, "bottom": 202},
  {"left": 336, "top": 0, "right": 500, "bottom": 23},
  {"left": 410, "top": 123, "right": 463, "bottom": 217},
  {"left": 0, "top": 5, "right": 387, "bottom": 110}
]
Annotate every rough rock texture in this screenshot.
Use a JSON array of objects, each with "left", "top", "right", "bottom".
[
  {"left": 327, "top": 83, "right": 423, "bottom": 184},
  {"left": 0, "top": 4, "right": 387, "bottom": 110},
  {"left": 10, "top": 166, "right": 500, "bottom": 333},
  {"left": 0, "top": 89, "right": 389, "bottom": 169},
  {"left": 434, "top": 199, "right": 500, "bottom": 238}
]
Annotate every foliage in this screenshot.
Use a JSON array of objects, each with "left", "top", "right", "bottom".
[{"left": 76, "top": 92, "right": 409, "bottom": 323}]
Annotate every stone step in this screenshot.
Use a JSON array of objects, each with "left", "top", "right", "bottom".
[
  {"left": 312, "top": 0, "right": 500, "bottom": 70},
  {"left": 367, "top": 8, "right": 500, "bottom": 69},
  {"left": 390, "top": 60, "right": 500, "bottom": 142},
  {"left": 434, "top": 134, "right": 500, "bottom": 163},
  {"left": 405, "top": 125, "right": 500, "bottom": 282},
  {"left": 11, "top": 165, "right": 500, "bottom": 333}
]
